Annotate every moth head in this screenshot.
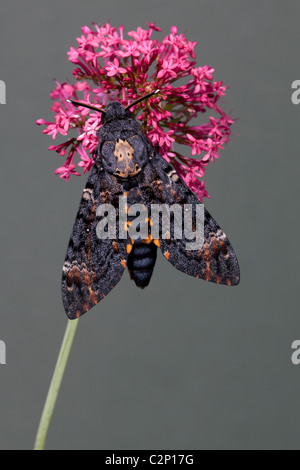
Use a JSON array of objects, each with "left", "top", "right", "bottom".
[{"left": 102, "top": 102, "right": 131, "bottom": 123}]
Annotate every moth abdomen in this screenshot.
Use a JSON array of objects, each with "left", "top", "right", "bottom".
[{"left": 127, "top": 240, "right": 157, "bottom": 289}]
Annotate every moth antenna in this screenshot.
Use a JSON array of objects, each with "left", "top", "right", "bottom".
[
  {"left": 125, "top": 89, "right": 160, "bottom": 111},
  {"left": 66, "top": 99, "right": 106, "bottom": 114}
]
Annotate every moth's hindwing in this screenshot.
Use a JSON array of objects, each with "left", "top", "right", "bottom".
[
  {"left": 61, "top": 164, "right": 130, "bottom": 319},
  {"left": 139, "top": 150, "right": 240, "bottom": 286}
]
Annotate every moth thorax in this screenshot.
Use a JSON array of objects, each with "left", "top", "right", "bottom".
[{"left": 114, "top": 139, "right": 141, "bottom": 178}]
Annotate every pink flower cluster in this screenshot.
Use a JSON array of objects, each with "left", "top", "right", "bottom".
[{"left": 37, "top": 22, "right": 234, "bottom": 201}]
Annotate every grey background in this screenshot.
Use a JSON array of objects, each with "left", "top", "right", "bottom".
[{"left": 0, "top": 0, "right": 299, "bottom": 450}]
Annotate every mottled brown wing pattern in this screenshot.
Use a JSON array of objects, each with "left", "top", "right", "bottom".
[
  {"left": 61, "top": 164, "right": 129, "bottom": 319},
  {"left": 139, "top": 151, "right": 240, "bottom": 286}
]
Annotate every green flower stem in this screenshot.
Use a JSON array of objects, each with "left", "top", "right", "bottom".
[{"left": 34, "top": 318, "right": 79, "bottom": 450}]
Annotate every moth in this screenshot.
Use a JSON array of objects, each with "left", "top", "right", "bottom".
[{"left": 62, "top": 91, "right": 240, "bottom": 319}]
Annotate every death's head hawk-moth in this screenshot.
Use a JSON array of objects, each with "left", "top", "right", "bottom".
[{"left": 62, "top": 92, "right": 240, "bottom": 319}]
